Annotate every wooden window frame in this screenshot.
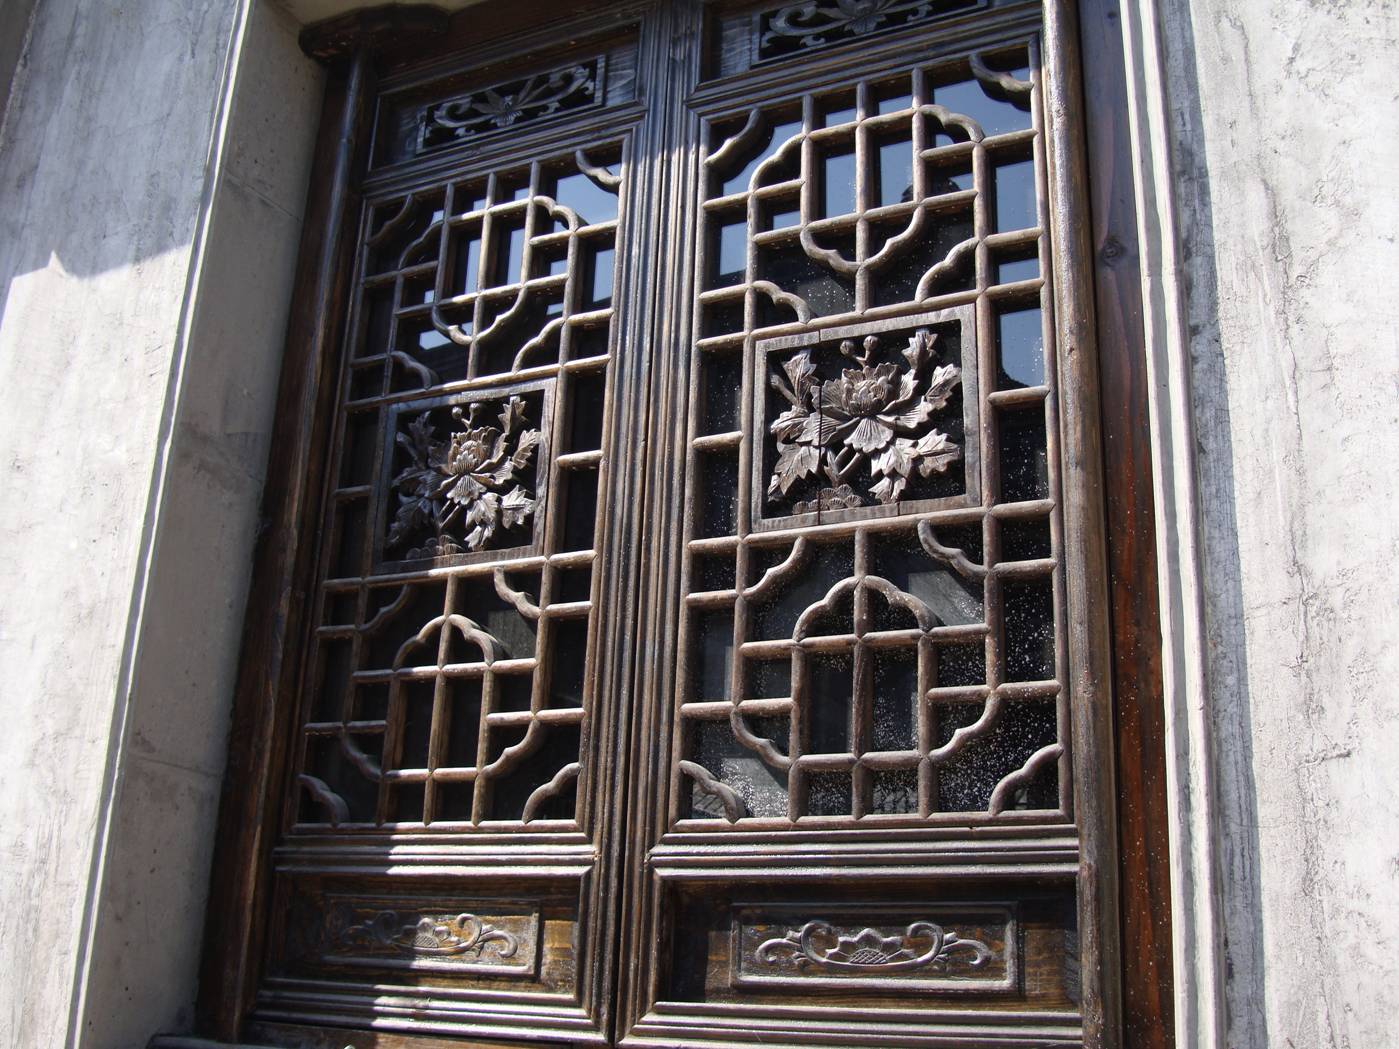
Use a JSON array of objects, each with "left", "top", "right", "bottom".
[{"left": 190, "top": 1, "right": 1174, "bottom": 1045}]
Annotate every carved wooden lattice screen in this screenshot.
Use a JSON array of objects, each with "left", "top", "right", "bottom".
[
  {"left": 206, "top": 1, "right": 1129, "bottom": 1047},
  {"left": 621, "top": 1, "right": 1118, "bottom": 1044}
]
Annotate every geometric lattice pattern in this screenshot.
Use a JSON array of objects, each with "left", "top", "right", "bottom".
[
  {"left": 294, "top": 143, "right": 623, "bottom": 828},
  {"left": 675, "top": 45, "right": 1069, "bottom": 824}
]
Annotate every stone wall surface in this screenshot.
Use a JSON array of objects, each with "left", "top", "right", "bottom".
[
  {"left": 0, "top": 1, "right": 319, "bottom": 1047},
  {"left": 1158, "top": 1, "right": 1399, "bottom": 1046}
]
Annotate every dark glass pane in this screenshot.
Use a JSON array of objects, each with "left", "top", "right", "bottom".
[
  {"left": 935, "top": 700, "right": 1057, "bottom": 811},
  {"left": 1003, "top": 577, "right": 1055, "bottom": 681},
  {"left": 806, "top": 771, "right": 852, "bottom": 816},
  {"left": 999, "top": 407, "right": 1050, "bottom": 502},
  {"left": 697, "top": 452, "right": 739, "bottom": 538},
  {"left": 808, "top": 653, "right": 852, "bottom": 753},
  {"left": 701, "top": 350, "right": 744, "bottom": 433},
  {"left": 871, "top": 648, "right": 918, "bottom": 751},
  {"left": 871, "top": 767, "right": 918, "bottom": 814},
  {"left": 688, "top": 720, "right": 788, "bottom": 819}
]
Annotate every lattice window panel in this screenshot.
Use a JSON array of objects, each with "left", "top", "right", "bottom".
[
  {"left": 292, "top": 142, "right": 624, "bottom": 830},
  {"left": 673, "top": 42, "right": 1068, "bottom": 826}
]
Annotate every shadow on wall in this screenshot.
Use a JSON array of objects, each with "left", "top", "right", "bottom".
[
  {"left": 1158, "top": 4, "right": 1266, "bottom": 1044},
  {"left": 0, "top": 2, "right": 326, "bottom": 1049},
  {"left": 0, "top": 0, "right": 263, "bottom": 332}
]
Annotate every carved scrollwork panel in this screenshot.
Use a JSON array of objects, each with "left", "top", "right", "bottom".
[
  {"left": 733, "top": 904, "right": 1016, "bottom": 991},
  {"left": 418, "top": 59, "right": 605, "bottom": 154},
  {"left": 754, "top": 0, "right": 987, "bottom": 64},
  {"left": 289, "top": 894, "right": 541, "bottom": 977}
]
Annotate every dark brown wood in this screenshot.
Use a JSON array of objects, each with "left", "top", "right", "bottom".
[
  {"left": 1041, "top": 1, "right": 1123, "bottom": 1043},
  {"left": 1077, "top": 1, "right": 1177, "bottom": 1044},
  {"left": 189, "top": 2, "right": 1174, "bottom": 1046},
  {"left": 196, "top": 45, "right": 377, "bottom": 1041}
]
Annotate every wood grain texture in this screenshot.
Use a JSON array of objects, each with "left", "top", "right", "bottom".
[{"left": 1076, "top": 0, "right": 1177, "bottom": 1044}]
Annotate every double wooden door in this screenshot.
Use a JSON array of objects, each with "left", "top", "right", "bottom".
[{"left": 199, "top": 1, "right": 1158, "bottom": 1046}]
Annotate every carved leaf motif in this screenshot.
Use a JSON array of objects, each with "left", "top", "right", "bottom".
[
  {"left": 770, "top": 441, "right": 823, "bottom": 496},
  {"left": 388, "top": 400, "right": 542, "bottom": 558},
  {"left": 911, "top": 428, "right": 960, "bottom": 476},
  {"left": 765, "top": 329, "right": 961, "bottom": 512}
]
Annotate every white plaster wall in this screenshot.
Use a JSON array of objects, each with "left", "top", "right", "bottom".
[
  {"left": 0, "top": 1, "right": 320, "bottom": 1047},
  {"left": 1155, "top": 0, "right": 1399, "bottom": 1045}
]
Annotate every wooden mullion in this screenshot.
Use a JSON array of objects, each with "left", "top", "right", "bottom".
[{"left": 1076, "top": 0, "right": 1177, "bottom": 1041}]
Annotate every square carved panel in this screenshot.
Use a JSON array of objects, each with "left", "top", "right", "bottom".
[{"left": 751, "top": 306, "right": 980, "bottom": 532}]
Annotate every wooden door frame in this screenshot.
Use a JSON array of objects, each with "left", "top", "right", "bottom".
[{"left": 187, "top": 1, "right": 1175, "bottom": 1045}]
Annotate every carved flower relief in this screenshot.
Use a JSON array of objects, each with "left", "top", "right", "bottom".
[
  {"left": 336, "top": 907, "right": 519, "bottom": 960},
  {"left": 767, "top": 330, "right": 962, "bottom": 514},
  {"left": 388, "top": 396, "right": 542, "bottom": 558}
]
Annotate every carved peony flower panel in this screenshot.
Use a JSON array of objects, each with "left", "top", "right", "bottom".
[
  {"left": 378, "top": 385, "right": 552, "bottom": 564},
  {"left": 753, "top": 309, "right": 979, "bottom": 526}
]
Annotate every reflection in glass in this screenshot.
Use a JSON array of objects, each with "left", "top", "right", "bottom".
[
  {"left": 720, "top": 119, "right": 802, "bottom": 196},
  {"left": 585, "top": 246, "right": 615, "bottom": 309},
  {"left": 876, "top": 91, "right": 913, "bottom": 115},
  {"left": 819, "top": 101, "right": 857, "bottom": 128},
  {"left": 554, "top": 170, "right": 617, "bottom": 225},
  {"left": 454, "top": 234, "right": 481, "bottom": 294},
  {"left": 995, "top": 158, "right": 1038, "bottom": 232},
  {"left": 821, "top": 147, "right": 858, "bottom": 218},
  {"left": 996, "top": 254, "right": 1039, "bottom": 285},
  {"left": 716, "top": 219, "right": 747, "bottom": 284},
  {"left": 877, "top": 137, "right": 914, "bottom": 207},
  {"left": 997, "top": 307, "right": 1045, "bottom": 388},
  {"left": 932, "top": 78, "right": 1032, "bottom": 137},
  {"left": 495, "top": 222, "right": 526, "bottom": 284}
]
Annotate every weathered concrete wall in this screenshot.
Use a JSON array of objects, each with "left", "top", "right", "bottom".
[
  {"left": 0, "top": 1, "right": 320, "bottom": 1047},
  {"left": 1157, "top": 1, "right": 1399, "bottom": 1046}
]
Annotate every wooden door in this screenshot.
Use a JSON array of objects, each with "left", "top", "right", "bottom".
[{"left": 197, "top": 2, "right": 1155, "bottom": 1047}]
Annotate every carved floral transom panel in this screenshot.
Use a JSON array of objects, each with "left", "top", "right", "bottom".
[{"left": 753, "top": 0, "right": 987, "bottom": 64}]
